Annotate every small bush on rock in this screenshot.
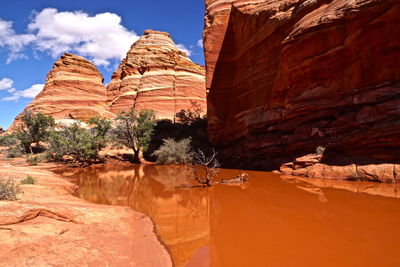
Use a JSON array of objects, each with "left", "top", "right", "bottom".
[
  {"left": 152, "top": 138, "right": 193, "bottom": 164},
  {"left": 21, "top": 175, "right": 37, "bottom": 185},
  {"left": 0, "top": 134, "right": 18, "bottom": 147},
  {"left": 26, "top": 154, "right": 44, "bottom": 165},
  {"left": 6, "top": 145, "right": 24, "bottom": 158},
  {"left": 0, "top": 178, "right": 21, "bottom": 201}
]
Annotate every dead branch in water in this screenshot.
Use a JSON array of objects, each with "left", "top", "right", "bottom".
[{"left": 187, "top": 149, "right": 249, "bottom": 187}]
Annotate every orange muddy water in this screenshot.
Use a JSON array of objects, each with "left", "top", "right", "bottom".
[{"left": 66, "top": 164, "right": 400, "bottom": 267}]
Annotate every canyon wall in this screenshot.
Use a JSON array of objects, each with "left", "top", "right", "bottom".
[
  {"left": 204, "top": 0, "right": 400, "bottom": 177},
  {"left": 10, "top": 53, "right": 113, "bottom": 129},
  {"left": 107, "top": 30, "right": 207, "bottom": 119}
]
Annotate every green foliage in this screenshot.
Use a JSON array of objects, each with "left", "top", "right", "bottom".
[
  {"left": 143, "top": 117, "right": 210, "bottom": 162},
  {"left": 0, "top": 178, "right": 21, "bottom": 201},
  {"left": 315, "top": 146, "right": 326, "bottom": 155},
  {"left": 6, "top": 145, "right": 24, "bottom": 158},
  {"left": 175, "top": 101, "right": 204, "bottom": 125},
  {"left": 88, "top": 116, "right": 112, "bottom": 150},
  {"left": 21, "top": 175, "right": 37, "bottom": 185},
  {"left": 152, "top": 138, "right": 193, "bottom": 164},
  {"left": 26, "top": 154, "right": 44, "bottom": 165},
  {"left": 47, "top": 118, "right": 111, "bottom": 165},
  {"left": 113, "top": 108, "right": 157, "bottom": 163},
  {"left": 15, "top": 111, "right": 55, "bottom": 153},
  {"left": 47, "top": 123, "right": 99, "bottom": 164},
  {"left": 0, "top": 134, "right": 18, "bottom": 147}
]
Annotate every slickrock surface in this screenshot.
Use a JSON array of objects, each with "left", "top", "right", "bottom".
[
  {"left": 10, "top": 53, "right": 113, "bottom": 130},
  {"left": 107, "top": 30, "right": 207, "bottom": 119},
  {"left": 204, "top": 0, "right": 400, "bottom": 178},
  {"left": 0, "top": 152, "right": 172, "bottom": 266}
]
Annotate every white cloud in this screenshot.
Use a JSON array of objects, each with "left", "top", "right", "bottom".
[
  {"left": 2, "top": 84, "right": 44, "bottom": 101},
  {"left": 197, "top": 39, "right": 203, "bottom": 48},
  {"left": 0, "top": 20, "right": 35, "bottom": 63},
  {"left": 27, "top": 8, "right": 139, "bottom": 66},
  {"left": 176, "top": 43, "right": 192, "bottom": 57},
  {"left": 0, "top": 78, "right": 14, "bottom": 90}
]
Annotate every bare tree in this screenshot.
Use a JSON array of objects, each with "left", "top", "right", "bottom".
[{"left": 189, "top": 149, "right": 220, "bottom": 187}]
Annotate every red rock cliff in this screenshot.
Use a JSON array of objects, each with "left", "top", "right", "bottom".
[
  {"left": 107, "top": 30, "right": 206, "bottom": 119},
  {"left": 204, "top": 0, "right": 400, "bottom": 174},
  {"left": 10, "top": 53, "right": 113, "bottom": 129}
]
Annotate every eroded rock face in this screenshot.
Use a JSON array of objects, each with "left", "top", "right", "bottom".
[
  {"left": 107, "top": 30, "right": 207, "bottom": 119},
  {"left": 10, "top": 53, "right": 113, "bottom": 130},
  {"left": 204, "top": 0, "right": 400, "bottom": 172}
]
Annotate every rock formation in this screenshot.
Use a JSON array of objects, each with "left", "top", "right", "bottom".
[
  {"left": 107, "top": 30, "right": 206, "bottom": 119},
  {"left": 10, "top": 53, "right": 113, "bottom": 129},
  {"left": 204, "top": 0, "right": 400, "bottom": 180}
]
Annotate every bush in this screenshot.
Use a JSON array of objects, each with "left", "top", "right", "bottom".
[
  {"left": 175, "top": 101, "right": 204, "bottom": 125},
  {"left": 152, "top": 138, "right": 193, "bottom": 164},
  {"left": 113, "top": 109, "right": 157, "bottom": 163},
  {"left": 47, "top": 123, "right": 98, "bottom": 164},
  {"left": 21, "top": 175, "right": 37, "bottom": 185},
  {"left": 0, "top": 134, "right": 18, "bottom": 147},
  {"left": 15, "top": 111, "right": 55, "bottom": 153},
  {"left": 26, "top": 154, "right": 44, "bottom": 165},
  {"left": 47, "top": 118, "right": 111, "bottom": 165},
  {"left": 0, "top": 178, "right": 21, "bottom": 201},
  {"left": 6, "top": 145, "right": 24, "bottom": 158},
  {"left": 315, "top": 146, "right": 326, "bottom": 155}
]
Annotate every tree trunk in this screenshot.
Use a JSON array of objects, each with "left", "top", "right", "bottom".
[{"left": 132, "top": 150, "right": 141, "bottom": 164}]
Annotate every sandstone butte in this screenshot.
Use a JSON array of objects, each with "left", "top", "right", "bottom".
[
  {"left": 0, "top": 153, "right": 172, "bottom": 266},
  {"left": 10, "top": 53, "right": 114, "bottom": 130},
  {"left": 9, "top": 30, "right": 207, "bottom": 130},
  {"left": 204, "top": 0, "right": 400, "bottom": 182},
  {"left": 107, "top": 30, "right": 207, "bottom": 119}
]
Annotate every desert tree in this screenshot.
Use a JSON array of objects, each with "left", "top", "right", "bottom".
[
  {"left": 113, "top": 108, "right": 157, "bottom": 163},
  {"left": 15, "top": 111, "right": 55, "bottom": 153}
]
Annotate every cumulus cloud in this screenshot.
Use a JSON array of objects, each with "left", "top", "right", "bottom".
[
  {"left": 27, "top": 8, "right": 139, "bottom": 66},
  {"left": 176, "top": 43, "right": 192, "bottom": 56},
  {"left": 0, "top": 19, "right": 35, "bottom": 63},
  {"left": 0, "top": 8, "right": 139, "bottom": 66},
  {"left": 2, "top": 84, "right": 44, "bottom": 101},
  {"left": 197, "top": 39, "right": 203, "bottom": 48},
  {"left": 0, "top": 78, "right": 14, "bottom": 91}
]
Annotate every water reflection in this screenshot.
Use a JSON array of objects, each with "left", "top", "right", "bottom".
[{"left": 65, "top": 164, "right": 400, "bottom": 267}]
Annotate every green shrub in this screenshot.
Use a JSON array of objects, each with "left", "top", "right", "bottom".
[
  {"left": 26, "top": 154, "right": 44, "bottom": 165},
  {"left": 113, "top": 109, "right": 156, "bottom": 163},
  {"left": 0, "top": 178, "right": 21, "bottom": 201},
  {"left": 47, "top": 119, "right": 111, "bottom": 165},
  {"left": 15, "top": 111, "right": 55, "bottom": 153},
  {"left": 6, "top": 145, "right": 24, "bottom": 158},
  {"left": 152, "top": 138, "right": 193, "bottom": 164},
  {"left": 315, "top": 146, "right": 326, "bottom": 155},
  {"left": 21, "top": 175, "right": 37, "bottom": 185},
  {"left": 175, "top": 101, "right": 204, "bottom": 125},
  {"left": 0, "top": 134, "right": 18, "bottom": 147}
]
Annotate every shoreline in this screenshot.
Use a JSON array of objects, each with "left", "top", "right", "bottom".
[{"left": 0, "top": 152, "right": 172, "bottom": 266}]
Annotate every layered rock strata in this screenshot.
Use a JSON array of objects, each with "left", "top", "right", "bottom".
[
  {"left": 204, "top": 0, "right": 400, "bottom": 178},
  {"left": 107, "top": 30, "right": 206, "bottom": 119},
  {"left": 10, "top": 53, "right": 113, "bottom": 129}
]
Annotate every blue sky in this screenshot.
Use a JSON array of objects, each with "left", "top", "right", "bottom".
[{"left": 0, "top": 0, "right": 205, "bottom": 129}]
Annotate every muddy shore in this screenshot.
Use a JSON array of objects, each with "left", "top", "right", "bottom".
[{"left": 0, "top": 150, "right": 172, "bottom": 266}]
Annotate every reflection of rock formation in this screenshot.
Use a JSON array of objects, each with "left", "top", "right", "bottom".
[
  {"left": 281, "top": 175, "right": 400, "bottom": 199},
  {"left": 73, "top": 164, "right": 210, "bottom": 267}
]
